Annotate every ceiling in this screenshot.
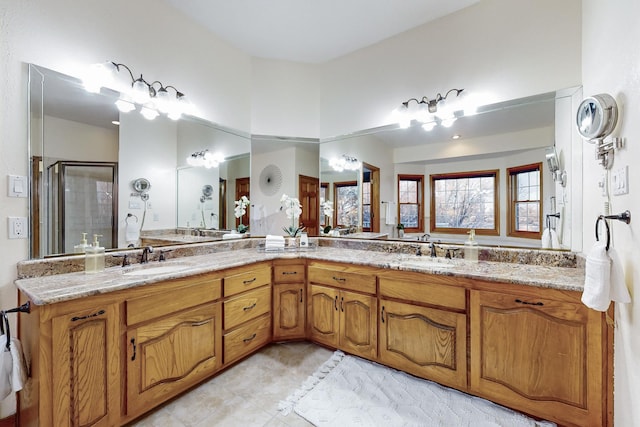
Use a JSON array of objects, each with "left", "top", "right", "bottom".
[{"left": 163, "top": 0, "right": 481, "bottom": 63}]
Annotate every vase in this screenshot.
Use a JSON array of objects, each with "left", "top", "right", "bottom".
[
  {"left": 398, "top": 229, "right": 404, "bottom": 238},
  {"left": 287, "top": 236, "right": 298, "bottom": 248}
]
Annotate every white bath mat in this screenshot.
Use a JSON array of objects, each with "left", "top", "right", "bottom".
[{"left": 279, "top": 351, "right": 556, "bottom": 427}]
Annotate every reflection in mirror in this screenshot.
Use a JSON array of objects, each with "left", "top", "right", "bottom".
[
  {"left": 28, "top": 64, "right": 251, "bottom": 258},
  {"left": 319, "top": 87, "right": 582, "bottom": 250}
]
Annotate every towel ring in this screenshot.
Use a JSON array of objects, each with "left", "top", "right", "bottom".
[
  {"left": 595, "top": 215, "right": 611, "bottom": 251},
  {"left": 126, "top": 213, "right": 138, "bottom": 224}
]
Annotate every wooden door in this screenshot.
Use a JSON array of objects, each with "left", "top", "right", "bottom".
[
  {"left": 470, "top": 290, "right": 603, "bottom": 427},
  {"left": 299, "top": 174, "right": 319, "bottom": 235},
  {"left": 51, "top": 303, "right": 120, "bottom": 427},
  {"left": 308, "top": 285, "right": 340, "bottom": 348},
  {"left": 273, "top": 283, "right": 306, "bottom": 340},
  {"left": 127, "top": 303, "right": 221, "bottom": 418},
  {"left": 235, "top": 177, "right": 250, "bottom": 228},
  {"left": 339, "top": 291, "right": 377, "bottom": 359},
  {"left": 362, "top": 163, "right": 380, "bottom": 232},
  {"left": 379, "top": 299, "right": 467, "bottom": 389}
]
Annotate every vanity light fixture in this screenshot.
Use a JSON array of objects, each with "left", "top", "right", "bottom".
[
  {"left": 83, "top": 61, "right": 191, "bottom": 121},
  {"left": 187, "top": 150, "right": 224, "bottom": 169},
  {"left": 393, "top": 88, "right": 465, "bottom": 130},
  {"left": 330, "top": 155, "right": 361, "bottom": 172}
]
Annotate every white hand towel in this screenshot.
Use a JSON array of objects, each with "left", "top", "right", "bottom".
[
  {"left": 9, "top": 338, "right": 27, "bottom": 392},
  {"left": 541, "top": 228, "right": 552, "bottom": 249},
  {"left": 608, "top": 248, "right": 631, "bottom": 304},
  {"left": 385, "top": 202, "right": 396, "bottom": 226},
  {"left": 0, "top": 343, "right": 11, "bottom": 400},
  {"left": 581, "top": 242, "right": 612, "bottom": 311},
  {"left": 549, "top": 229, "right": 561, "bottom": 249},
  {"left": 125, "top": 223, "right": 140, "bottom": 245},
  {"left": 222, "top": 233, "right": 243, "bottom": 240},
  {"left": 265, "top": 235, "right": 285, "bottom": 250}
]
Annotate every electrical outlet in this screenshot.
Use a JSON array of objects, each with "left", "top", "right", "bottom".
[
  {"left": 8, "top": 216, "right": 28, "bottom": 239},
  {"left": 598, "top": 173, "right": 608, "bottom": 197}
]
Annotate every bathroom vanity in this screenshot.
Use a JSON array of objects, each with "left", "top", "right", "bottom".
[{"left": 14, "top": 240, "right": 612, "bottom": 427}]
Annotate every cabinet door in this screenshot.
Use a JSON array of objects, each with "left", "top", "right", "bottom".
[
  {"left": 339, "top": 291, "right": 377, "bottom": 359},
  {"left": 379, "top": 299, "right": 466, "bottom": 390},
  {"left": 308, "top": 285, "right": 340, "bottom": 348},
  {"left": 273, "top": 283, "right": 306, "bottom": 340},
  {"left": 51, "top": 303, "right": 120, "bottom": 427},
  {"left": 126, "top": 303, "right": 221, "bottom": 418},
  {"left": 470, "top": 290, "right": 604, "bottom": 427}
]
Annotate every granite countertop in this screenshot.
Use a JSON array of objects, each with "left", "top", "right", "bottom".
[{"left": 15, "top": 246, "right": 585, "bottom": 306}]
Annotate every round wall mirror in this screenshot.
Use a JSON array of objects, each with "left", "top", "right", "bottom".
[
  {"left": 132, "top": 177, "right": 151, "bottom": 193},
  {"left": 576, "top": 93, "right": 618, "bottom": 141}
]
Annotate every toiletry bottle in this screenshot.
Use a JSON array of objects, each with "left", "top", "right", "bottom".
[
  {"left": 74, "top": 232, "right": 90, "bottom": 253},
  {"left": 299, "top": 232, "right": 309, "bottom": 247},
  {"left": 85, "top": 234, "right": 105, "bottom": 274},
  {"left": 464, "top": 229, "right": 479, "bottom": 262}
]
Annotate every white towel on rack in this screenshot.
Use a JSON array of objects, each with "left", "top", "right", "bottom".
[
  {"left": 541, "top": 228, "right": 552, "bottom": 249},
  {"left": 9, "top": 338, "right": 27, "bottom": 393},
  {"left": 581, "top": 242, "right": 612, "bottom": 311},
  {"left": 608, "top": 248, "right": 631, "bottom": 304},
  {"left": 0, "top": 343, "right": 11, "bottom": 400},
  {"left": 384, "top": 202, "right": 396, "bottom": 225},
  {"left": 125, "top": 222, "right": 140, "bottom": 245}
]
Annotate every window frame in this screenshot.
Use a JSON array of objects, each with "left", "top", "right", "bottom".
[
  {"left": 429, "top": 170, "right": 500, "bottom": 236},
  {"left": 507, "top": 162, "right": 543, "bottom": 239},
  {"left": 333, "top": 180, "right": 359, "bottom": 228},
  {"left": 397, "top": 174, "right": 424, "bottom": 233}
]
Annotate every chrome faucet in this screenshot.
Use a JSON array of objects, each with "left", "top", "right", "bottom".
[
  {"left": 429, "top": 242, "right": 438, "bottom": 258},
  {"left": 420, "top": 233, "right": 430, "bottom": 242},
  {"left": 140, "top": 246, "right": 153, "bottom": 263}
]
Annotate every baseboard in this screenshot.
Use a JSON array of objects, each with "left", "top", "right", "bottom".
[{"left": 0, "top": 415, "right": 16, "bottom": 427}]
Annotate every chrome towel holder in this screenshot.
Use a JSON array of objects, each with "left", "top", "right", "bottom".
[{"left": 595, "top": 210, "right": 631, "bottom": 251}]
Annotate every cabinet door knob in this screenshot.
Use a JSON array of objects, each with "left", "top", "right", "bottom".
[
  {"left": 334, "top": 295, "right": 338, "bottom": 311},
  {"left": 381, "top": 306, "right": 385, "bottom": 323},
  {"left": 299, "top": 288, "right": 303, "bottom": 303}
]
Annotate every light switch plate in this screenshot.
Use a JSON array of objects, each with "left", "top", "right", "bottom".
[
  {"left": 612, "top": 166, "right": 629, "bottom": 195},
  {"left": 8, "top": 216, "right": 28, "bottom": 239},
  {"left": 8, "top": 175, "right": 28, "bottom": 198}
]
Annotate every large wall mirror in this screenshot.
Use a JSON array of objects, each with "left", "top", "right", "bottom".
[
  {"left": 28, "top": 64, "right": 250, "bottom": 258},
  {"left": 319, "top": 87, "right": 583, "bottom": 250}
]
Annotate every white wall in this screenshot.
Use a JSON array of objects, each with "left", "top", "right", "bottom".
[
  {"left": 44, "top": 116, "right": 118, "bottom": 162},
  {"left": 318, "top": 0, "right": 582, "bottom": 137},
  {"left": 582, "top": 1, "right": 640, "bottom": 425}
]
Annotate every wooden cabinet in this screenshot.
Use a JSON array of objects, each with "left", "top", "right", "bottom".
[
  {"left": 470, "top": 288, "right": 608, "bottom": 427},
  {"left": 273, "top": 261, "right": 306, "bottom": 340},
  {"left": 125, "top": 275, "right": 223, "bottom": 419},
  {"left": 51, "top": 303, "right": 121, "bottom": 427},
  {"left": 378, "top": 273, "right": 467, "bottom": 390},
  {"left": 222, "top": 263, "right": 272, "bottom": 364},
  {"left": 308, "top": 262, "right": 377, "bottom": 359}
]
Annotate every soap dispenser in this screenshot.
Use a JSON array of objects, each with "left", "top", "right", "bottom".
[
  {"left": 464, "top": 229, "right": 479, "bottom": 262},
  {"left": 74, "top": 233, "right": 90, "bottom": 253},
  {"left": 85, "top": 234, "right": 105, "bottom": 274}
]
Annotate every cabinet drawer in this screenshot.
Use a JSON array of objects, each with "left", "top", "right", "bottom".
[
  {"left": 224, "top": 314, "right": 271, "bottom": 363},
  {"left": 379, "top": 277, "right": 466, "bottom": 311},
  {"left": 224, "top": 285, "right": 272, "bottom": 330},
  {"left": 273, "top": 263, "right": 306, "bottom": 283},
  {"left": 126, "top": 276, "right": 222, "bottom": 325},
  {"left": 308, "top": 265, "right": 376, "bottom": 294},
  {"left": 224, "top": 265, "right": 272, "bottom": 296}
]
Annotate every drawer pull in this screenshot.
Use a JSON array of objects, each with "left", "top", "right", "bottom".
[
  {"left": 71, "top": 309, "right": 105, "bottom": 322},
  {"left": 130, "top": 338, "right": 137, "bottom": 361},
  {"left": 515, "top": 299, "right": 544, "bottom": 306},
  {"left": 191, "top": 319, "right": 212, "bottom": 327},
  {"left": 243, "top": 333, "right": 257, "bottom": 343},
  {"left": 381, "top": 306, "right": 385, "bottom": 323},
  {"left": 243, "top": 277, "right": 257, "bottom": 285},
  {"left": 243, "top": 303, "right": 257, "bottom": 311},
  {"left": 332, "top": 276, "right": 346, "bottom": 282},
  {"left": 282, "top": 271, "right": 298, "bottom": 275},
  {"left": 300, "top": 288, "right": 303, "bottom": 303}
]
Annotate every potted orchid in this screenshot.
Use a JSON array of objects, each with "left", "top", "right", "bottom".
[
  {"left": 234, "top": 195, "right": 250, "bottom": 233},
  {"left": 280, "top": 194, "right": 305, "bottom": 242},
  {"left": 320, "top": 199, "right": 334, "bottom": 234}
]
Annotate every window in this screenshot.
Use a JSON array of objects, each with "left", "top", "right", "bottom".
[
  {"left": 334, "top": 181, "right": 358, "bottom": 227},
  {"left": 362, "top": 176, "right": 371, "bottom": 231},
  {"left": 397, "top": 175, "right": 424, "bottom": 232},
  {"left": 430, "top": 170, "right": 499, "bottom": 235},
  {"left": 320, "top": 183, "right": 328, "bottom": 227},
  {"left": 507, "top": 163, "right": 542, "bottom": 238}
]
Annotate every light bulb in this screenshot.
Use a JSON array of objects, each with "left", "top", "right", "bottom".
[
  {"left": 422, "top": 122, "right": 436, "bottom": 132},
  {"left": 140, "top": 105, "right": 159, "bottom": 120},
  {"left": 82, "top": 62, "right": 116, "bottom": 93},
  {"left": 441, "top": 117, "right": 457, "bottom": 128},
  {"left": 115, "top": 99, "right": 135, "bottom": 113},
  {"left": 131, "top": 78, "right": 151, "bottom": 104},
  {"left": 155, "top": 87, "right": 171, "bottom": 114}
]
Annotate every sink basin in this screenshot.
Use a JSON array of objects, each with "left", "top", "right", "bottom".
[
  {"left": 399, "top": 258, "right": 458, "bottom": 269},
  {"left": 123, "top": 264, "right": 192, "bottom": 276}
]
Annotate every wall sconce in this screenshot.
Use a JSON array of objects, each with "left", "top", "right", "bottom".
[
  {"left": 393, "top": 88, "right": 466, "bottom": 130},
  {"left": 330, "top": 155, "right": 360, "bottom": 172},
  {"left": 187, "top": 150, "right": 224, "bottom": 168},
  {"left": 83, "top": 61, "right": 191, "bottom": 121}
]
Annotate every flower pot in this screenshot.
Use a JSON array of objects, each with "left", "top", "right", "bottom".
[
  {"left": 398, "top": 229, "right": 404, "bottom": 238},
  {"left": 287, "top": 236, "right": 299, "bottom": 248}
]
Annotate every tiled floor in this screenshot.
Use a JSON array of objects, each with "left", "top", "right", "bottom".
[{"left": 129, "top": 342, "right": 332, "bottom": 426}]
